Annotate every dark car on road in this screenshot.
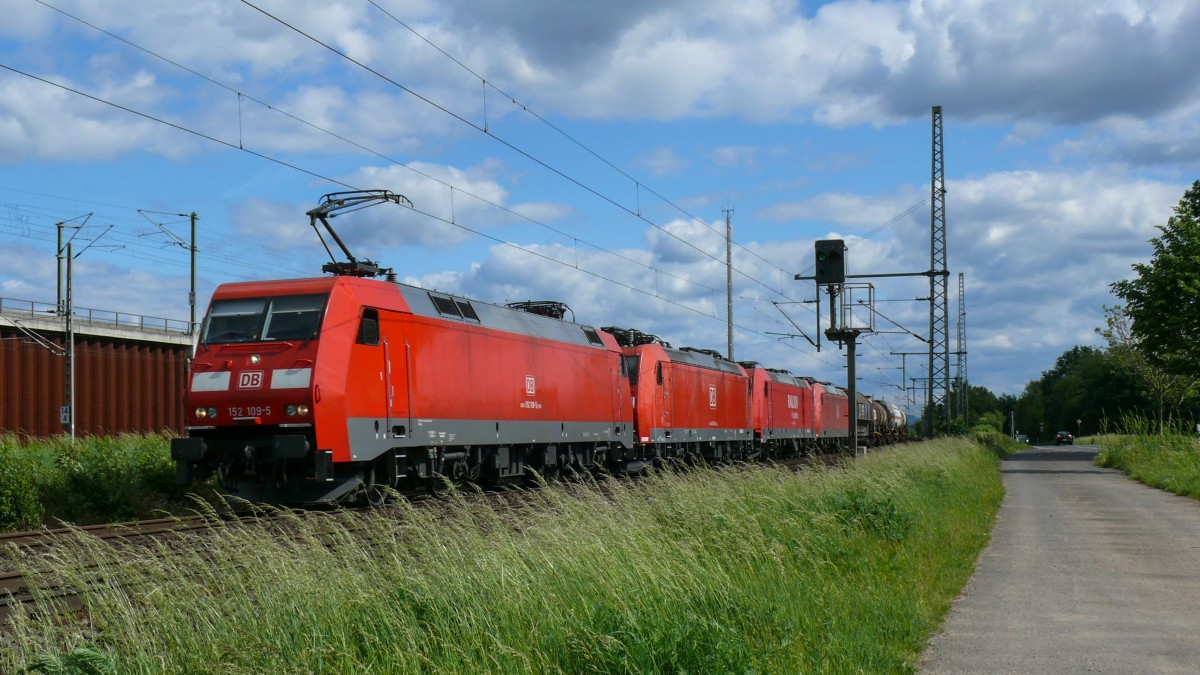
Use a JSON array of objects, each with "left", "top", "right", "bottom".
[
  {"left": 1016, "top": 434, "right": 1029, "bottom": 444},
  {"left": 1055, "top": 431, "right": 1074, "bottom": 445}
]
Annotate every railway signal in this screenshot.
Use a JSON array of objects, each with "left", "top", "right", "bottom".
[{"left": 814, "top": 239, "right": 846, "bottom": 285}]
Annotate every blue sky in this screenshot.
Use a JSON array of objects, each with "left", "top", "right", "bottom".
[{"left": 2, "top": 0, "right": 1199, "bottom": 416}]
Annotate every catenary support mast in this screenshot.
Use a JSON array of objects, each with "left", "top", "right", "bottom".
[
  {"left": 928, "top": 105, "right": 951, "bottom": 434},
  {"left": 956, "top": 272, "right": 967, "bottom": 423}
]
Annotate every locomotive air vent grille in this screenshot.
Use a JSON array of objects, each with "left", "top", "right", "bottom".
[
  {"left": 456, "top": 300, "right": 480, "bottom": 322},
  {"left": 429, "top": 293, "right": 461, "bottom": 318},
  {"left": 583, "top": 328, "right": 603, "bottom": 346}
]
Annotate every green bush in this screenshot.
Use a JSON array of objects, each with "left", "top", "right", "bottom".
[
  {"left": 0, "top": 441, "right": 45, "bottom": 530},
  {"left": 0, "top": 433, "right": 198, "bottom": 531}
]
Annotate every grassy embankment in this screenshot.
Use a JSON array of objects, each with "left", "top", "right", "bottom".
[
  {"left": 4, "top": 438, "right": 1004, "bottom": 674},
  {"left": 0, "top": 433, "right": 201, "bottom": 531},
  {"left": 1095, "top": 431, "right": 1200, "bottom": 499}
]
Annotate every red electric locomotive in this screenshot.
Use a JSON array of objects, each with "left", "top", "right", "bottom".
[
  {"left": 806, "top": 380, "right": 850, "bottom": 450},
  {"left": 602, "top": 327, "right": 752, "bottom": 464},
  {"left": 741, "top": 362, "right": 815, "bottom": 456},
  {"left": 172, "top": 275, "right": 635, "bottom": 503}
]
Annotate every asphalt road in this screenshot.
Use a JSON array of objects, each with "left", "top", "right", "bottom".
[{"left": 920, "top": 444, "right": 1200, "bottom": 674}]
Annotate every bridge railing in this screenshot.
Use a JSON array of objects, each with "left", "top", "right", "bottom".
[{"left": 0, "top": 296, "right": 191, "bottom": 335}]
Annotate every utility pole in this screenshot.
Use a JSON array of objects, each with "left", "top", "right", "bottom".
[
  {"left": 138, "top": 209, "right": 199, "bottom": 334},
  {"left": 723, "top": 208, "right": 734, "bottom": 361},
  {"left": 64, "top": 242, "right": 75, "bottom": 439},
  {"left": 57, "top": 223, "right": 64, "bottom": 315},
  {"left": 55, "top": 213, "right": 93, "bottom": 315},
  {"left": 189, "top": 212, "right": 198, "bottom": 335}
]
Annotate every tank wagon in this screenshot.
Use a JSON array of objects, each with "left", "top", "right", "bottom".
[{"left": 170, "top": 191, "right": 907, "bottom": 504}]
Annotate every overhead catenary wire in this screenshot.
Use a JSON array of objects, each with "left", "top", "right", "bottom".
[
  {"left": 363, "top": 0, "right": 796, "bottom": 276},
  {"left": 236, "top": 0, "right": 807, "bottom": 304},
  {"left": 0, "top": 65, "right": 835, "bottom": 362},
  {"left": 29, "top": 0, "right": 924, "bottom": 312},
  {"left": 22, "top": 0, "right": 775, "bottom": 306},
  {"left": 3, "top": 3, "right": 931, "bottom": 375}
]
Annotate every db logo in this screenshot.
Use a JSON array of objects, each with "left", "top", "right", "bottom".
[
  {"left": 238, "top": 371, "right": 264, "bottom": 389},
  {"left": 709, "top": 385, "right": 718, "bottom": 408},
  {"left": 525, "top": 376, "right": 536, "bottom": 396}
]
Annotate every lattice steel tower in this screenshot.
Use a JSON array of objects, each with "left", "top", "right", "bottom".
[
  {"left": 956, "top": 272, "right": 967, "bottom": 423},
  {"left": 927, "top": 106, "right": 951, "bottom": 434}
]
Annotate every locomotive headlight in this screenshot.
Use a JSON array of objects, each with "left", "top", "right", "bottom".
[
  {"left": 207, "top": 407, "right": 218, "bottom": 419},
  {"left": 194, "top": 407, "right": 207, "bottom": 419},
  {"left": 249, "top": 354, "right": 261, "bottom": 365},
  {"left": 286, "top": 404, "right": 311, "bottom": 417}
]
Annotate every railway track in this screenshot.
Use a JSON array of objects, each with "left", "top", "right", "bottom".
[{"left": 0, "top": 516, "right": 217, "bottom": 625}]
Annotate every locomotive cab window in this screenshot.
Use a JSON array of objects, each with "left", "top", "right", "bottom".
[
  {"left": 203, "top": 298, "right": 266, "bottom": 343},
  {"left": 203, "top": 293, "right": 328, "bottom": 344},
  {"left": 357, "top": 309, "right": 380, "bottom": 345}
]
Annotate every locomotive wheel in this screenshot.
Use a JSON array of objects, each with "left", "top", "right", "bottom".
[
  {"left": 362, "top": 465, "right": 387, "bottom": 508},
  {"left": 427, "top": 473, "right": 453, "bottom": 499}
]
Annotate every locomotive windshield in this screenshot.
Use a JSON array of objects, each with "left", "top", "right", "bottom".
[{"left": 202, "top": 293, "right": 329, "bottom": 344}]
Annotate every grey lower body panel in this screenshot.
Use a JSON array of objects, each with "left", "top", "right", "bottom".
[
  {"left": 641, "top": 427, "right": 753, "bottom": 444},
  {"left": 763, "top": 429, "right": 817, "bottom": 440},
  {"left": 346, "top": 417, "right": 633, "bottom": 462}
]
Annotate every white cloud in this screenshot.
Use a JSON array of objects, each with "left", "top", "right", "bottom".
[
  {"left": 637, "top": 147, "right": 690, "bottom": 177},
  {"left": 7, "top": 0, "right": 1200, "bottom": 164}
]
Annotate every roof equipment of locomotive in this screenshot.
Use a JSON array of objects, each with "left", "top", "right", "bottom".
[
  {"left": 601, "top": 325, "right": 670, "bottom": 348},
  {"left": 505, "top": 300, "right": 574, "bottom": 321},
  {"left": 306, "top": 189, "right": 412, "bottom": 278}
]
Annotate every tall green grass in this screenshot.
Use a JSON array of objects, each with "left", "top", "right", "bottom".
[
  {"left": 2, "top": 439, "right": 1002, "bottom": 673},
  {"left": 1095, "top": 431, "right": 1200, "bottom": 499},
  {"left": 0, "top": 433, "right": 198, "bottom": 531}
]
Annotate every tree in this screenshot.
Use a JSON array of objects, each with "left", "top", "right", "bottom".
[
  {"left": 1096, "top": 305, "right": 1198, "bottom": 433},
  {"left": 1111, "top": 180, "right": 1200, "bottom": 377}
]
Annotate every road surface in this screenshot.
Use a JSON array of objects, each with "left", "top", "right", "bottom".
[{"left": 920, "top": 444, "right": 1200, "bottom": 673}]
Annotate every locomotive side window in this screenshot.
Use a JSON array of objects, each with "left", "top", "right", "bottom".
[
  {"left": 626, "top": 355, "right": 639, "bottom": 385},
  {"left": 656, "top": 362, "right": 663, "bottom": 385},
  {"left": 357, "top": 309, "right": 380, "bottom": 345},
  {"left": 262, "top": 294, "right": 328, "bottom": 341}
]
